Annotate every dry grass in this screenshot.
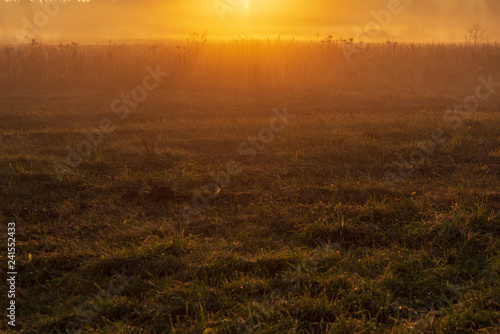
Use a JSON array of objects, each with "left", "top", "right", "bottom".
[{"left": 1, "top": 36, "right": 499, "bottom": 92}]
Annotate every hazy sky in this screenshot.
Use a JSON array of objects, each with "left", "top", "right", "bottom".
[{"left": 1, "top": 0, "right": 499, "bottom": 43}]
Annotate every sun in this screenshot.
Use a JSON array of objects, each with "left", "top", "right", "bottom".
[{"left": 242, "top": 0, "right": 251, "bottom": 12}]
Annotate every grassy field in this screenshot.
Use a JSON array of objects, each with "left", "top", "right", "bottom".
[{"left": 1, "top": 40, "right": 500, "bottom": 333}]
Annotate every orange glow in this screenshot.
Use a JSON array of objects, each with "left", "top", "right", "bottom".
[
  {"left": 160, "top": 0, "right": 340, "bottom": 39},
  {"left": 0, "top": 0, "right": 500, "bottom": 43}
]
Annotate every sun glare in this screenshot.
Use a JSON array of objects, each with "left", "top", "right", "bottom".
[{"left": 243, "top": 0, "right": 251, "bottom": 13}]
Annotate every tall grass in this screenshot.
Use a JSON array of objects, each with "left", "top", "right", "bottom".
[{"left": 1, "top": 36, "right": 499, "bottom": 92}]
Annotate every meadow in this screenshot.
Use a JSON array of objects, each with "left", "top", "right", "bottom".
[{"left": 1, "top": 37, "right": 500, "bottom": 333}]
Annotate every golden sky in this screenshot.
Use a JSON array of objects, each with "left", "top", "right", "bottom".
[{"left": 0, "top": 0, "right": 499, "bottom": 43}]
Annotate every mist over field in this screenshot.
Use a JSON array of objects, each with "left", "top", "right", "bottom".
[{"left": 0, "top": 0, "right": 500, "bottom": 42}]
